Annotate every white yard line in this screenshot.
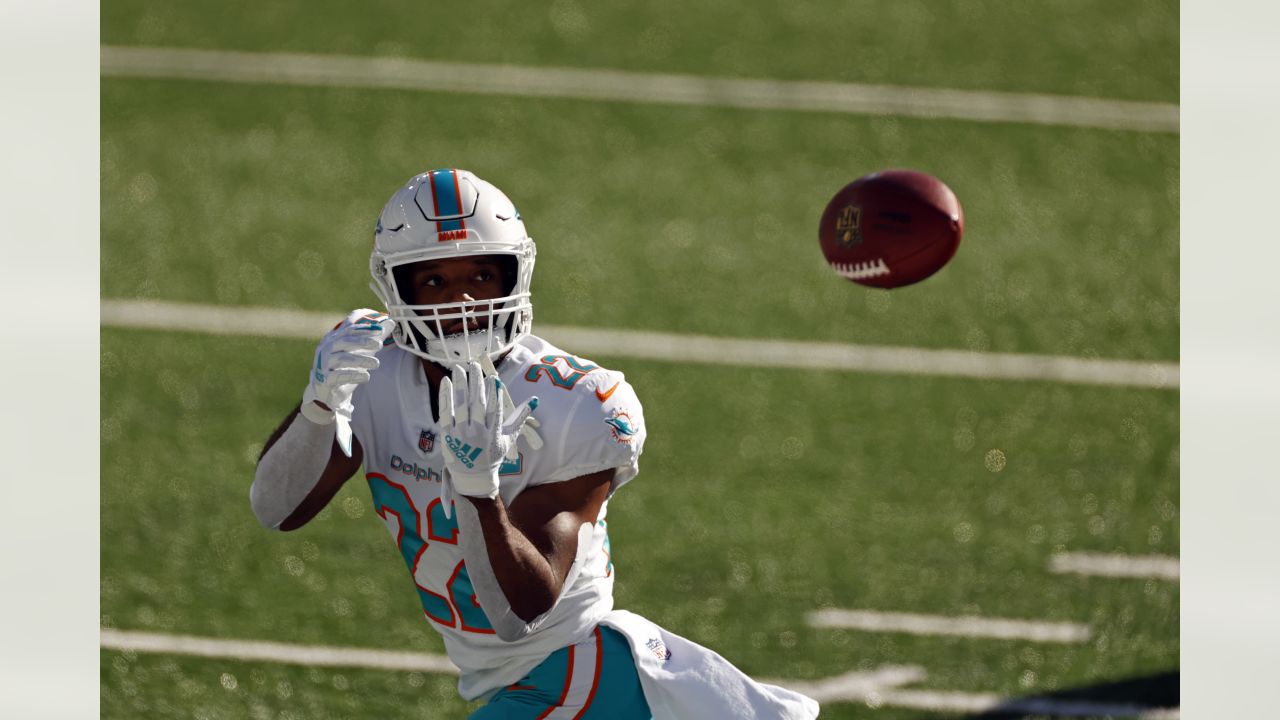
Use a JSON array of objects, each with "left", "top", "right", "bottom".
[
  {"left": 100, "top": 299, "right": 1180, "bottom": 390},
  {"left": 100, "top": 628, "right": 458, "bottom": 674},
  {"left": 1051, "top": 552, "right": 1180, "bottom": 581},
  {"left": 765, "top": 665, "right": 928, "bottom": 702},
  {"left": 807, "top": 608, "right": 1091, "bottom": 643},
  {"left": 102, "top": 629, "right": 1176, "bottom": 717},
  {"left": 100, "top": 46, "right": 1179, "bottom": 133}
]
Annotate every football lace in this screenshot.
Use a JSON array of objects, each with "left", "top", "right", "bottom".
[{"left": 831, "top": 258, "right": 891, "bottom": 279}]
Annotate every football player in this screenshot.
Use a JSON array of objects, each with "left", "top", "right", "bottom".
[{"left": 251, "top": 169, "right": 819, "bottom": 719}]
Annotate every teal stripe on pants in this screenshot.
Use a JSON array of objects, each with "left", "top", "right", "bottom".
[{"left": 470, "top": 626, "right": 650, "bottom": 719}]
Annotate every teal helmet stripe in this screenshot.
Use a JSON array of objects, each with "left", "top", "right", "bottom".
[{"left": 430, "top": 169, "right": 465, "bottom": 232}]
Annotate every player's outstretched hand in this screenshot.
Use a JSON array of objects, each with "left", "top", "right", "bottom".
[
  {"left": 480, "top": 354, "right": 545, "bottom": 454},
  {"left": 301, "top": 308, "right": 392, "bottom": 457},
  {"left": 439, "top": 361, "right": 538, "bottom": 500}
]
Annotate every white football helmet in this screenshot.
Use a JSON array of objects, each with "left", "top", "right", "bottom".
[{"left": 369, "top": 169, "right": 535, "bottom": 366}]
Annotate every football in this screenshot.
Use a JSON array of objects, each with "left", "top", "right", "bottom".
[{"left": 818, "top": 169, "right": 964, "bottom": 289}]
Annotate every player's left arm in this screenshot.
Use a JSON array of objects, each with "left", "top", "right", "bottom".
[
  {"left": 463, "top": 469, "right": 613, "bottom": 624},
  {"left": 437, "top": 361, "right": 638, "bottom": 641}
]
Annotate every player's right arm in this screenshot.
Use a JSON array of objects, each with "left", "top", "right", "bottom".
[
  {"left": 252, "top": 404, "right": 364, "bottom": 531},
  {"left": 249, "top": 309, "right": 390, "bottom": 531}
]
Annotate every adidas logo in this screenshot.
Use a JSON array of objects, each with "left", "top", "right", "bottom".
[{"left": 445, "top": 436, "right": 483, "bottom": 469}]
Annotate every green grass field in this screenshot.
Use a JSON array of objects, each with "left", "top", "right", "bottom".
[
  {"left": 102, "top": 328, "right": 1178, "bottom": 717},
  {"left": 103, "top": 79, "right": 1178, "bottom": 360},
  {"left": 102, "top": 2, "right": 1178, "bottom": 717},
  {"left": 102, "top": 0, "right": 1178, "bottom": 102}
]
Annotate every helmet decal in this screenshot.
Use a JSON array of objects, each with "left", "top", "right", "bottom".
[{"left": 414, "top": 169, "right": 479, "bottom": 236}]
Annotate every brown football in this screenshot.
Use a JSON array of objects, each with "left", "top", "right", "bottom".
[{"left": 818, "top": 169, "right": 964, "bottom": 289}]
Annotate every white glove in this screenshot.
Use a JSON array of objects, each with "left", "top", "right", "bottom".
[
  {"left": 301, "top": 308, "right": 392, "bottom": 457},
  {"left": 438, "top": 361, "right": 538, "bottom": 500},
  {"left": 480, "top": 354, "right": 544, "bottom": 455}
]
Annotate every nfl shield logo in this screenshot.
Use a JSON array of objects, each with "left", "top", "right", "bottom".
[
  {"left": 835, "top": 204, "right": 862, "bottom": 247},
  {"left": 645, "top": 637, "right": 671, "bottom": 661},
  {"left": 419, "top": 430, "right": 436, "bottom": 453}
]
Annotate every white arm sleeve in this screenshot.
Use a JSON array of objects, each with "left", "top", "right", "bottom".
[
  {"left": 249, "top": 409, "right": 336, "bottom": 530},
  {"left": 452, "top": 498, "right": 594, "bottom": 643}
]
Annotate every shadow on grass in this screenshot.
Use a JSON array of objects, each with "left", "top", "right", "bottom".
[{"left": 961, "top": 669, "right": 1179, "bottom": 718}]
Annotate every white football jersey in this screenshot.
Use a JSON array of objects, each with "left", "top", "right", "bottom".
[{"left": 349, "top": 334, "right": 646, "bottom": 699}]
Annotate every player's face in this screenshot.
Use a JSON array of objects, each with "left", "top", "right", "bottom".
[{"left": 403, "top": 255, "right": 508, "bottom": 335}]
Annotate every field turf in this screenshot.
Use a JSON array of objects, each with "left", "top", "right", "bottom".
[
  {"left": 102, "top": 328, "right": 1177, "bottom": 717},
  {"left": 101, "top": 2, "right": 1178, "bottom": 717},
  {"left": 103, "top": 79, "right": 1178, "bottom": 360},
  {"left": 102, "top": 0, "right": 1177, "bottom": 102}
]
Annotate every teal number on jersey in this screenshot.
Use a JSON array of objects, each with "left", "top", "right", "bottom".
[
  {"left": 426, "top": 499, "right": 495, "bottom": 633},
  {"left": 525, "top": 354, "right": 599, "bottom": 389},
  {"left": 448, "top": 562, "right": 494, "bottom": 633},
  {"left": 367, "top": 474, "right": 462, "bottom": 628}
]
